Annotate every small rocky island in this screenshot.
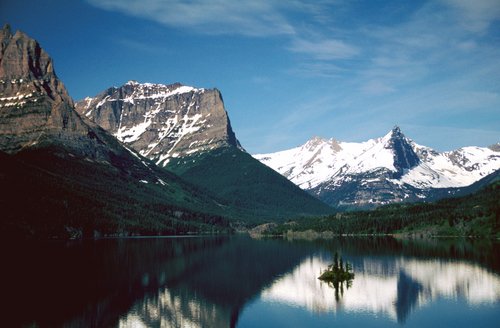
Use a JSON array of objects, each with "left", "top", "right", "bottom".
[{"left": 319, "top": 252, "right": 355, "bottom": 284}]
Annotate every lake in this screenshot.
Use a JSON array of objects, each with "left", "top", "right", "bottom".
[{"left": 4, "top": 236, "right": 499, "bottom": 327}]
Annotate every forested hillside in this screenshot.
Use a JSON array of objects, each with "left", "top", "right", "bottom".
[{"left": 268, "top": 180, "right": 500, "bottom": 238}]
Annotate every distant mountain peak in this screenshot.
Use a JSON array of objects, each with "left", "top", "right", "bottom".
[
  {"left": 382, "top": 126, "right": 420, "bottom": 177},
  {"left": 383, "top": 125, "right": 406, "bottom": 143},
  {"left": 302, "top": 136, "right": 342, "bottom": 153},
  {"left": 488, "top": 142, "right": 500, "bottom": 152},
  {"left": 391, "top": 125, "right": 402, "bottom": 134},
  {"left": 255, "top": 128, "right": 500, "bottom": 208},
  {"left": 304, "top": 136, "right": 326, "bottom": 148}
]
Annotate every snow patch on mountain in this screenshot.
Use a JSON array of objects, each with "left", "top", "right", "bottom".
[
  {"left": 254, "top": 127, "right": 500, "bottom": 205},
  {"left": 256, "top": 130, "right": 406, "bottom": 190},
  {"left": 401, "top": 146, "right": 499, "bottom": 188},
  {"left": 76, "top": 81, "right": 241, "bottom": 166}
]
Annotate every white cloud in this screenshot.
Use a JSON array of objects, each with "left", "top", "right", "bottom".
[
  {"left": 289, "top": 38, "right": 359, "bottom": 60},
  {"left": 87, "top": 0, "right": 296, "bottom": 36},
  {"left": 440, "top": 0, "right": 500, "bottom": 32},
  {"left": 353, "top": 0, "right": 500, "bottom": 99},
  {"left": 288, "top": 62, "right": 346, "bottom": 78},
  {"left": 362, "top": 80, "right": 395, "bottom": 95},
  {"left": 87, "top": 0, "right": 360, "bottom": 74}
]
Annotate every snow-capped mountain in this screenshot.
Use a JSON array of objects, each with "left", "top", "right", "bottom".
[
  {"left": 75, "top": 81, "right": 242, "bottom": 166},
  {"left": 254, "top": 127, "right": 499, "bottom": 208},
  {"left": 76, "top": 81, "right": 332, "bottom": 219}
]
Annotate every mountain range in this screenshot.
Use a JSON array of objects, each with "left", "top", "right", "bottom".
[
  {"left": 0, "top": 24, "right": 330, "bottom": 239},
  {"left": 75, "top": 79, "right": 331, "bottom": 220},
  {"left": 254, "top": 127, "right": 499, "bottom": 208},
  {"left": 1, "top": 24, "right": 498, "bottom": 239}
]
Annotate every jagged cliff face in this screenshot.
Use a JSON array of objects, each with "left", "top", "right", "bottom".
[
  {"left": 255, "top": 126, "right": 500, "bottom": 208},
  {"left": 76, "top": 81, "right": 242, "bottom": 166},
  {"left": 0, "top": 24, "right": 95, "bottom": 154},
  {"left": 0, "top": 24, "right": 162, "bottom": 166},
  {"left": 385, "top": 126, "right": 420, "bottom": 178}
]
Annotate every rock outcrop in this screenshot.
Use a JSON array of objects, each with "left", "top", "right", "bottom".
[
  {"left": 386, "top": 126, "right": 420, "bottom": 178},
  {"left": 76, "top": 81, "right": 242, "bottom": 166},
  {"left": 0, "top": 24, "right": 137, "bottom": 162}
]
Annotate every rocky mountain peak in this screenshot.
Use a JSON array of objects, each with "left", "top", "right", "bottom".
[
  {"left": 391, "top": 125, "right": 402, "bottom": 135},
  {"left": 76, "top": 81, "right": 242, "bottom": 166},
  {"left": 302, "top": 136, "right": 342, "bottom": 154},
  {"left": 0, "top": 25, "right": 71, "bottom": 105},
  {"left": 0, "top": 25, "right": 123, "bottom": 160},
  {"left": 384, "top": 126, "right": 420, "bottom": 177},
  {"left": 1, "top": 24, "right": 12, "bottom": 46},
  {"left": 488, "top": 143, "right": 500, "bottom": 152},
  {"left": 304, "top": 136, "right": 326, "bottom": 149}
]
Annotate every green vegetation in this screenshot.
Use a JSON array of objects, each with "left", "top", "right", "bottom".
[
  {"left": 4, "top": 142, "right": 496, "bottom": 240},
  {"left": 318, "top": 252, "right": 354, "bottom": 283},
  {"left": 0, "top": 144, "right": 333, "bottom": 240},
  {"left": 318, "top": 252, "right": 354, "bottom": 301},
  {"left": 0, "top": 144, "right": 331, "bottom": 239},
  {"left": 167, "top": 146, "right": 333, "bottom": 222},
  {"left": 0, "top": 149, "right": 233, "bottom": 240},
  {"left": 267, "top": 180, "right": 500, "bottom": 238}
]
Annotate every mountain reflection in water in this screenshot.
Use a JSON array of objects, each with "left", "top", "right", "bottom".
[
  {"left": 260, "top": 255, "right": 500, "bottom": 323},
  {"left": 3, "top": 236, "right": 499, "bottom": 327}
]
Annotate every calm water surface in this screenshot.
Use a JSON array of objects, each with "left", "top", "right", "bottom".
[{"left": 4, "top": 236, "right": 499, "bottom": 327}]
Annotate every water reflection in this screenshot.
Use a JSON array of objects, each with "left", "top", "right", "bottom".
[
  {"left": 3, "top": 236, "right": 499, "bottom": 327},
  {"left": 119, "top": 287, "right": 231, "bottom": 328},
  {"left": 260, "top": 254, "right": 500, "bottom": 323},
  {"left": 115, "top": 237, "right": 316, "bottom": 327},
  {"left": 119, "top": 287, "right": 231, "bottom": 327}
]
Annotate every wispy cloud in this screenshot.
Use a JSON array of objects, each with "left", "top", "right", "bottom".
[
  {"left": 361, "top": 80, "right": 395, "bottom": 95},
  {"left": 86, "top": 0, "right": 500, "bottom": 152},
  {"left": 86, "top": 0, "right": 296, "bottom": 36},
  {"left": 86, "top": 0, "right": 360, "bottom": 76},
  {"left": 355, "top": 0, "right": 500, "bottom": 98},
  {"left": 289, "top": 37, "right": 359, "bottom": 60},
  {"left": 440, "top": 0, "right": 500, "bottom": 32},
  {"left": 288, "top": 62, "right": 346, "bottom": 78}
]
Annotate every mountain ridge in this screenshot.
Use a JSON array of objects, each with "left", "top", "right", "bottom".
[
  {"left": 77, "top": 80, "right": 333, "bottom": 219},
  {"left": 254, "top": 126, "right": 499, "bottom": 208},
  {"left": 0, "top": 24, "right": 253, "bottom": 238},
  {"left": 75, "top": 80, "right": 243, "bottom": 166}
]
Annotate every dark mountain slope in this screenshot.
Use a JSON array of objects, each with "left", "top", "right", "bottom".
[
  {"left": 167, "top": 146, "right": 333, "bottom": 221},
  {"left": 0, "top": 149, "right": 233, "bottom": 239}
]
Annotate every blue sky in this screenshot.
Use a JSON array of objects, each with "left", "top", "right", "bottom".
[{"left": 1, "top": 0, "right": 499, "bottom": 153}]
